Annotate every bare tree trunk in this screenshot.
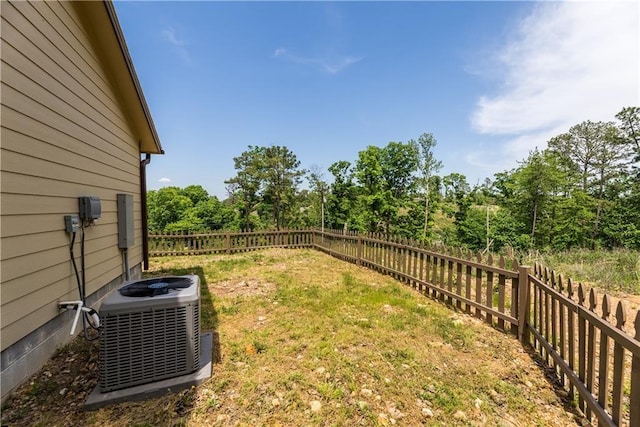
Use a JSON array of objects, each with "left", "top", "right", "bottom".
[
  {"left": 486, "top": 205, "right": 490, "bottom": 252},
  {"left": 593, "top": 169, "right": 605, "bottom": 239},
  {"left": 531, "top": 202, "right": 538, "bottom": 243},
  {"left": 422, "top": 180, "right": 430, "bottom": 241}
]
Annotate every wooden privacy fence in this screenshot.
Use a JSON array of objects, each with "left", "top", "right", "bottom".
[{"left": 149, "top": 228, "right": 640, "bottom": 426}]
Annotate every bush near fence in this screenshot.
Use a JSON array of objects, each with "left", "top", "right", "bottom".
[{"left": 149, "top": 228, "right": 640, "bottom": 427}]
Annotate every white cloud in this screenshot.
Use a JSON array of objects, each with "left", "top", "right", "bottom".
[
  {"left": 469, "top": 1, "right": 639, "bottom": 172},
  {"left": 159, "top": 177, "right": 172, "bottom": 183},
  {"left": 161, "top": 27, "right": 193, "bottom": 65},
  {"left": 273, "top": 47, "right": 362, "bottom": 74},
  {"left": 161, "top": 27, "right": 185, "bottom": 47}
]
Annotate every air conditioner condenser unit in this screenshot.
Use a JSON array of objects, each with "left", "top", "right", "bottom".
[{"left": 99, "top": 275, "right": 200, "bottom": 393}]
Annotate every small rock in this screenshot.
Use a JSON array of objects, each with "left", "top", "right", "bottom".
[
  {"left": 383, "top": 304, "right": 393, "bottom": 312},
  {"left": 490, "top": 389, "right": 506, "bottom": 405},
  {"left": 258, "top": 316, "right": 266, "bottom": 322},
  {"left": 388, "top": 406, "right": 404, "bottom": 418},
  {"left": 310, "top": 400, "right": 322, "bottom": 413},
  {"left": 272, "top": 398, "right": 280, "bottom": 407},
  {"left": 474, "top": 397, "right": 482, "bottom": 408},
  {"left": 422, "top": 407, "right": 434, "bottom": 417},
  {"left": 59, "top": 388, "right": 67, "bottom": 396},
  {"left": 360, "top": 388, "right": 373, "bottom": 397},
  {"left": 315, "top": 367, "right": 326, "bottom": 375},
  {"left": 358, "top": 400, "right": 369, "bottom": 409},
  {"left": 384, "top": 377, "right": 391, "bottom": 384},
  {"left": 454, "top": 410, "right": 467, "bottom": 420},
  {"left": 525, "top": 380, "right": 533, "bottom": 387},
  {"left": 390, "top": 418, "right": 396, "bottom": 425}
]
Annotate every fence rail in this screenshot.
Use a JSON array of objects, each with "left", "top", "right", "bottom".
[
  {"left": 149, "top": 228, "right": 640, "bottom": 426},
  {"left": 149, "top": 229, "right": 313, "bottom": 255}
]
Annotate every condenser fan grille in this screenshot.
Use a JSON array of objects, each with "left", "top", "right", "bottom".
[{"left": 118, "top": 276, "right": 194, "bottom": 297}]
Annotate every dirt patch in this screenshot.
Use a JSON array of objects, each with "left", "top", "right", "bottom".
[{"left": 210, "top": 278, "right": 276, "bottom": 297}]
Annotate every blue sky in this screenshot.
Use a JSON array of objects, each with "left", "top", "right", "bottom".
[{"left": 114, "top": 1, "right": 639, "bottom": 199}]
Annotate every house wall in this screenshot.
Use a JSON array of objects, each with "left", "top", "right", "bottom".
[{"left": 1, "top": 0, "right": 145, "bottom": 400}]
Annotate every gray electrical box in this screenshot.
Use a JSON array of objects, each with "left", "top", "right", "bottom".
[
  {"left": 79, "top": 196, "right": 101, "bottom": 221},
  {"left": 64, "top": 215, "right": 79, "bottom": 233},
  {"left": 117, "top": 194, "right": 134, "bottom": 248}
]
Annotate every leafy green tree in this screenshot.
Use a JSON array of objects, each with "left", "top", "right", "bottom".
[
  {"left": 511, "top": 149, "right": 563, "bottom": 246},
  {"left": 194, "top": 196, "right": 237, "bottom": 230},
  {"left": 616, "top": 106, "right": 640, "bottom": 156},
  {"left": 308, "top": 165, "right": 329, "bottom": 230},
  {"left": 165, "top": 208, "right": 204, "bottom": 233},
  {"left": 457, "top": 205, "right": 487, "bottom": 250},
  {"left": 549, "top": 191, "right": 596, "bottom": 249},
  {"left": 354, "top": 142, "right": 419, "bottom": 236},
  {"left": 412, "top": 133, "right": 443, "bottom": 241},
  {"left": 180, "top": 185, "right": 210, "bottom": 206},
  {"left": 548, "top": 121, "right": 617, "bottom": 192},
  {"left": 354, "top": 146, "right": 386, "bottom": 232},
  {"left": 442, "top": 173, "right": 471, "bottom": 228},
  {"left": 613, "top": 107, "right": 640, "bottom": 248},
  {"left": 548, "top": 120, "right": 632, "bottom": 244},
  {"left": 261, "top": 145, "right": 306, "bottom": 230},
  {"left": 225, "top": 146, "right": 265, "bottom": 230},
  {"left": 326, "top": 160, "right": 358, "bottom": 231},
  {"left": 488, "top": 208, "right": 522, "bottom": 251},
  {"left": 147, "top": 187, "right": 193, "bottom": 231}
]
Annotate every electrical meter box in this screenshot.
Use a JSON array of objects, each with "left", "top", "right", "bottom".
[
  {"left": 79, "top": 196, "right": 101, "bottom": 221},
  {"left": 117, "top": 193, "right": 134, "bottom": 248}
]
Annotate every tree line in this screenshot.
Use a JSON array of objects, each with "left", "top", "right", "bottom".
[{"left": 147, "top": 106, "right": 639, "bottom": 252}]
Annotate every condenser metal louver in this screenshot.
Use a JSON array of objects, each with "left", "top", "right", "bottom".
[{"left": 99, "top": 275, "right": 200, "bottom": 393}]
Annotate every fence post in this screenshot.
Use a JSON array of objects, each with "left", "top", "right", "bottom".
[
  {"left": 357, "top": 235, "right": 362, "bottom": 266},
  {"left": 631, "top": 311, "right": 640, "bottom": 427},
  {"left": 518, "top": 265, "right": 531, "bottom": 345},
  {"left": 225, "top": 232, "right": 231, "bottom": 254}
]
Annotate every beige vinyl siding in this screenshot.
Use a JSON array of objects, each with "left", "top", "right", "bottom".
[
  {"left": 1, "top": 0, "right": 145, "bottom": 350},
  {"left": 5, "top": 1, "right": 132, "bottom": 139}
]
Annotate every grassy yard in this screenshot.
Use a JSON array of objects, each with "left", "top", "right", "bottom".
[{"left": 1, "top": 249, "right": 582, "bottom": 426}]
